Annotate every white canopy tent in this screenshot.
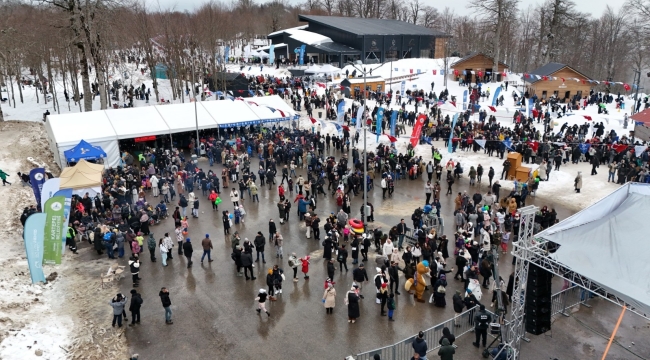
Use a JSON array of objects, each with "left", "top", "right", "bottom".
[
  {"left": 304, "top": 64, "right": 342, "bottom": 80},
  {"left": 536, "top": 183, "right": 650, "bottom": 316},
  {"left": 46, "top": 95, "right": 299, "bottom": 169}
]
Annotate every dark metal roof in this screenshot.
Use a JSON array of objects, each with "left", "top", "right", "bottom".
[
  {"left": 524, "top": 62, "right": 591, "bottom": 84},
  {"left": 311, "top": 41, "right": 361, "bottom": 54},
  {"left": 631, "top": 108, "right": 650, "bottom": 124},
  {"left": 451, "top": 52, "right": 509, "bottom": 68},
  {"left": 298, "top": 15, "right": 449, "bottom": 37}
]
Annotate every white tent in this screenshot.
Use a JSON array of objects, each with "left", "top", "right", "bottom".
[
  {"left": 536, "top": 183, "right": 650, "bottom": 316},
  {"left": 304, "top": 64, "right": 342, "bottom": 80},
  {"left": 46, "top": 95, "right": 299, "bottom": 169},
  {"left": 45, "top": 111, "right": 121, "bottom": 169}
]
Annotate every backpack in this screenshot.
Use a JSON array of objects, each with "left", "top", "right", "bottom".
[
  {"left": 103, "top": 232, "right": 112, "bottom": 242},
  {"left": 288, "top": 258, "right": 296, "bottom": 267},
  {"left": 337, "top": 253, "right": 344, "bottom": 262}
]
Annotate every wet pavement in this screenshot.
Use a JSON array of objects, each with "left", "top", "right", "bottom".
[{"left": 84, "top": 143, "right": 642, "bottom": 359}]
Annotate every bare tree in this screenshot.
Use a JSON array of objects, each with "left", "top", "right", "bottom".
[{"left": 408, "top": 0, "right": 420, "bottom": 24}]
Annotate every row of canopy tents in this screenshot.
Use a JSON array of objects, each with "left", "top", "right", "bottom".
[{"left": 46, "top": 95, "right": 298, "bottom": 169}]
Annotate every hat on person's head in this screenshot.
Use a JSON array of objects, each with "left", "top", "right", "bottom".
[
  {"left": 130, "top": 289, "right": 137, "bottom": 294},
  {"left": 186, "top": 238, "right": 191, "bottom": 242},
  {"left": 205, "top": 234, "right": 209, "bottom": 238},
  {"left": 467, "top": 288, "right": 472, "bottom": 293},
  {"left": 359, "top": 263, "right": 364, "bottom": 268},
  {"left": 418, "top": 331, "right": 424, "bottom": 338},
  {"left": 480, "top": 304, "right": 486, "bottom": 311}
]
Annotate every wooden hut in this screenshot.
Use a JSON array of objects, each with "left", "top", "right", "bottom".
[
  {"left": 523, "top": 62, "right": 592, "bottom": 104},
  {"left": 341, "top": 76, "right": 385, "bottom": 98},
  {"left": 451, "top": 53, "right": 509, "bottom": 83}
]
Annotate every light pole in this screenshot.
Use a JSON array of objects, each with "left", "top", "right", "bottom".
[
  {"left": 348, "top": 62, "right": 369, "bottom": 228},
  {"left": 190, "top": 52, "right": 200, "bottom": 157}
]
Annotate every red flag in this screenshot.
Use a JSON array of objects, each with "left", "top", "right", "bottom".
[
  {"left": 247, "top": 101, "right": 259, "bottom": 106},
  {"left": 488, "top": 106, "right": 497, "bottom": 112},
  {"left": 277, "top": 110, "right": 286, "bottom": 117},
  {"left": 613, "top": 144, "right": 627, "bottom": 153},
  {"left": 410, "top": 114, "right": 426, "bottom": 149},
  {"left": 583, "top": 115, "right": 592, "bottom": 121},
  {"left": 316, "top": 82, "right": 326, "bottom": 88},
  {"left": 432, "top": 70, "right": 437, "bottom": 75},
  {"left": 342, "top": 125, "right": 350, "bottom": 131},
  {"left": 454, "top": 69, "right": 459, "bottom": 76},
  {"left": 450, "top": 101, "right": 456, "bottom": 107},
  {"left": 623, "top": 83, "right": 631, "bottom": 91},
  {"left": 581, "top": 80, "right": 586, "bottom": 84},
  {"left": 526, "top": 141, "right": 539, "bottom": 152},
  {"left": 561, "top": 78, "right": 565, "bottom": 83},
  {"left": 409, "top": 69, "right": 413, "bottom": 74},
  {"left": 387, "top": 134, "right": 397, "bottom": 143},
  {"left": 477, "top": 71, "right": 483, "bottom": 78}
]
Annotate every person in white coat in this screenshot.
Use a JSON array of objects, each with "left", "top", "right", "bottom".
[
  {"left": 230, "top": 189, "right": 240, "bottom": 207},
  {"left": 151, "top": 175, "right": 160, "bottom": 197},
  {"left": 382, "top": 239, "right": 394, "bottom": 258}
]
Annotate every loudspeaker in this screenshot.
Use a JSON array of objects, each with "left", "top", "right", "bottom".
[{"left": 525, "top": 264, "right": 552, "bottom": 335}]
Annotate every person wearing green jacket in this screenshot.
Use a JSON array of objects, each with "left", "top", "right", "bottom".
[
  {"left": 0, "top": 170, "right": 11, "bottom": 186},
  {"left": 438, "top": 338, "right": 455, "bottom": 360}
]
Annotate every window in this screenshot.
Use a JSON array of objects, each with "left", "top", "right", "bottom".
[
  {"left": 553, "top": 91, "right": 559, "bottom": 98},
  {"left": 564, "top": 91, "right": 570, "bottom": 100},
  {"left": 542, "top": 91, "right": 547, "bottom": 99},
  {"left": 419, "top": 49, "right": 431, "bottom": 58}
]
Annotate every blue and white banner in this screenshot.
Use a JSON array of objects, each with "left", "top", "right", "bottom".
[
  {"left": 578, "top": 143, "right": 591, "bottom": 154},
  {"left": 29, "top": 168, "right": 46, "bottom": 211},
  {"left": 224, "top": 46, "right": 230, "bottom": 63},
  {"left": 269, "top": 44, "right": 275, "bottom": 65},
  {"left": 462, "top": 89, "right": 468, "bottom": 110},
  {"left": 527, "top": 98, "right": 534, "bottom": 117},
  {"left": 491, "top": 86, "right": 502, "bottom": 106},
  {"left": 337, "top": 99, "right": 345, "bottom": 125},
  {"left": 375, "top": 107, "right": 384, "bottom": 142},
  {"left": 448, "top": 113, "right": 459, "bottom": 153},
  {"left": 299, "top": 45, "right": 306, "bottom": 65},
  {"left": 356, "top": 105, "right": 364, "bottom": 130},
  {"left": 390, "top": 110, "right": 398, "bottom": 137},
  {"left": 40, "top": 178, "right": 60, "bottom": 212},
  {"left": 53, "top": 188, "right": 72, "bottom": 254},
  {"left": 503, "top": 138, "right": 513, "bottom": 150},
  {"left": 23, "top": 213, "right": 46, "bottom": 284},
  {"left": 400, "top": 81, "right": 405, "bottom": 95}
]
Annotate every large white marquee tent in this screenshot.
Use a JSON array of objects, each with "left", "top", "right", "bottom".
[{"left": 45, "top": 95, "right": 298, "bottom": 169}]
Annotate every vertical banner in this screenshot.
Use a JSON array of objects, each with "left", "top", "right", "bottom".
[
  {"left": 43, "top": 196, "right": 65, "bottom": 265},
  {"left": 356, "top": 105, "right": 364, "bottom": 130},
  {"left": 400, "top": 81, "right": 406, "bottom": 96},
  {"left": 224, "top": 46, "right": 230, "bottom": 63},
  {"left": 390, "top": 110, "right": 398, "bottom": 137},
  {"left": 448, "top": 113, "right": 460, "bottom": 153},
  {"left": 29, "top": 168, "right": 46, "bottom": 211},
  {"left": 23, "top": 213, "right": 47, "bottom": 284},
  {"left": 337, "top": 99, "right": 346, "bottom": 125},
  {"left": 54, "top": 189, "right": 73, "bottom": 254},
  {"left": 269, "top": 44, "right": 275, "bottom": 65},
  {"left": 40, "top": 178, "right": 60, "bottom": 212},
  {"left": 375, "top": 107, "right": 384, "bottom": 142},
  {"left": 528, "top": 98, "right": 534, "bottom": 117},
  {"left": 491, "top": 86, "right": 502, "bottom": 106},
  {"left": 462, "top": 89, "right": 468, "bottom": 110},
  {"left": 410, "top": 114, "right": 426, "bottom": 149},
  {"left": 299, "top": 45, "right": 306, "bottom": 65}
]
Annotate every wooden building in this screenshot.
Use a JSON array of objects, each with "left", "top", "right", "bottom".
[
  {"left": 451, "top": 53, "right": 509, "bottom": 83},
  {"left": 341, "top": 76, "right": 385, "bottom": 98},
  {"left": 523, "top": 62, "right": 592, "bottom": 104}
]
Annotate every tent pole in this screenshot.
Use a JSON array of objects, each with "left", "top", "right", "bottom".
[{"left": 601, "top": 306, "right": 626, "bottom": 360}]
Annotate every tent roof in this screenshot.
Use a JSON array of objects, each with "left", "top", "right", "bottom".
[
  {"left": 246, "top": 96, "right": 298, "bottom": 122},
  {"left": 200, "top": 99, "right": 263, "bottom": 127},
  {"left": 536, "top": 183, "right": 650, "bottom": 316},
  {"left": 47, "top": 111, "right": 117, "bottom": 146},
  {"left": 59, "top": 160, "right": 103, "bottom": 189},
  {"left": 104, "top": 106, "right": 171, "bottom": 139},
  {"left": 63, "top": 140, "right": 107, "bottom": 163},
  {"left": 156, "top": 102, "right": 218, "bottom": 132}
]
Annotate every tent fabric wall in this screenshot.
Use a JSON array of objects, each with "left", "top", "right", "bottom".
[
  {"left": 200, "top": 100, "right": 263, "bottom": 128},
  {"left": 104, "top": 106, "right": 171, "bottom": 139},
  {"left": 156, "top": 102, "right": 218, "bottom": 132},
  {"left": 537, "top": 183, "right": 650, "bottom": 316}
]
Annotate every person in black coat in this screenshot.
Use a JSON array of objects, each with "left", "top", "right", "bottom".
[
  {"left": 350, "top": 236, "right": 359, "bottom": 264},
  {"left": 388, "top": 262, "right": 403, "bottom": 295},
  {"left": 327, "top": 259, "right": 336, "bottom": 280},
  {"left": 323, "top": 237, "right": 334, "bottom": 260},
  {"left": 182, "top": 238, "right": 193, "bottom": 268},
  {"left": 346, "top": 286, "right": 360, "bottom": 323},
  {"left": 337, "top": 245, "right": 348, "bottom": 272},
  {"left": 361, "top": 234, "right": 371, "bottom": 261},
  {"left": 439, "top": 326, "right": 456, "bottom": 345},
  {"left": 128, "top": 289, "right": 143, "bottom": 326},
  {"left": 268, "top": 219, "right": 277, "bottom": 243},
  {"left": 240, "top": 249, "right": 255, "bottom": 280},
  {"left": 433, "top": 274, "right": 448, "bottom": 307}
]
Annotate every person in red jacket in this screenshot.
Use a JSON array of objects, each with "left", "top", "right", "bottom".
[
  {"left": 301, "top": 255, "right": 311, "bottom": 280},
  {"left": 208, "top": 190, "right": 218, "bottom": 211}
]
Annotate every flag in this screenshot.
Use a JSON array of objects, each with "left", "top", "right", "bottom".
[
  {"left": 612, "top": 144, "right": 627, "bottom": 153},
  {"left": 417, "top": 69, "right": 421, "bottom": 74},
  {"left": 462, "top": 89, "right": 468, "bottom": 110},
  {"left": 448, "top": 113, "right": 459, "bottom": 153},
  {"left": 310, "top": 117, "right": 317, "bottom": 124},
  {"left": 578, "top": 143, "right": 591, "bottom": 154},
  {"left": 337, "top": 99, "right": 345, "bottom": 125},
  {"left": 247, "top": 101, "right": 259, "bottom": 106},
  {"left": 440, "top": 70, "right": 445, "bottom": 75},
  {"left": 356, "top": 106, "right": 364, "bottom": 130},
  {"left": 277, "top": 109, "right": 286, "bottom": 117},
  {"left": 450, "top": 101, "right": 456, "bottom": 107},
  {"left": 40, "top": 178, "right": 60, "bottom": 212},
  {"left": 527, "top": 141, "right": 539, "bottom": 152},
  {"left": 502, "top": 138, "right": 513, "bottom": 150},
  {"left": 43, "top": 196, "right": 65, "bottom": 265},
  {"left": 432, "top": 70, "right": 437, "bottom": 75},
  {"left": 269, "top": 44, "right": 275, "bottom": 65},
  {"left": 475, "top": 139, "right": 487, "bottom": 149},
  {"left": 316, "top": 82, "right": 326, "bottom": 88},
  {"left": 299, "top": 44, "right": 306, "bottom": 65},
  {"left": 23, "top": 213, "right": 47, "bottom": 284},
  {"left": 266, "top": 106, "right": 276, "bottom": 112},
  {"left": 635, "top": 146, "right": 647, "bottom": 155},
  {"left": 333, "top": 123, "right": 342, "bottom": 133},
  {"left": 409, "top": 69, "right": 413, "bottom": 74},
  {"left": 394, "top": 67, "right": 398, "bottom": 72},
  {"left": 390, "top": 110, "right": 398, "bottom": 137},
  {"left": 375, "top": 107, "right": 384, "bottom": 143},
  {"left": 400, "top": 81, "right": 406, "bottom": 95},
  {"left": 224, "top": 46, "right": 230, "bottom": 62},
  {"left": 623, "top": 83, "right": 631, "bottom": 91},
  {"left": 488, "top": 106, "right": 497, "bottom": 112},
  {"left": 411, "top": 114, "right": 426, "bottom": 149},
  {"left": 53, "top": 188, "right": 72, "bottom": 254},
  {"left": 385, "top": 133, "right": 398, "bottom": 142},
  {"left": 29, "top": 168, "right": 46, "bottom": 211},
  {"left": 583, "top": 115, "right": 592, "bottom": 121}
]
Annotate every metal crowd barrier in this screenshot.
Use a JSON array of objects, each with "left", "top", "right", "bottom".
[{"left": 550, "top": 285, "right": 592, "bottom": 317}]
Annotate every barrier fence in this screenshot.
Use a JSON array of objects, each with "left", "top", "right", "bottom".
[{"left": 356, "top": 286, "right": 592, "bottom": 359}]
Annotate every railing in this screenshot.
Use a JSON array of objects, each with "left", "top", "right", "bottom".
[
  {"left": 355, "top": 306, "right": 494, "bottom": 360},
  {"left": 356, "top": 286, "right": 592, "bottom": 359}
]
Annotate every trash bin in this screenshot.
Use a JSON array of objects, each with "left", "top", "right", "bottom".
[{"left": 318, "top": 111, "right": 323, "bottom": 118}]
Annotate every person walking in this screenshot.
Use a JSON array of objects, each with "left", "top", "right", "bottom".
[
  {"left": 337, "top": 244, "right": 348, "bottom": 272},
  {"left": 574, "top": 171, "right": 582, "bottom": 193},
  {"left": 323, "top": 282, "right": 336, "bottom": 314},
  {"left": 201, "top": 234, "right": 213, "bottom": 263},
  {"left": 387, "top": 293, "right": 396, "bottom": 321},
  {"left": 301, "top": 255, "right": 311, "bottom": 279},
  {"left": 388, "top": 261, "right": 403, "bottom": 295},
  {"left": 352, "top": 264, "right": 369, "bottom": 294},
  {"left": 452, "top": 290, "right": 465, "bottom": 327},
  {"left": 255, "top": 289, "right": 271, "bottom": 317},
  {"left": 109, "top": 293, "right": 128, "bottom": 327},
  {"left": 412, "top": 331, "right": 428, "bottom": 360},
  {"left": 473, "top": 304, "right": 493, "bottom": 348},
  {"left": 147, "top": 234, "right": 157, "bottom": 262},
  {"left": 129, "top": 255, "right": 140, "bottom": 287},
  {"left": 241, "top": 248, "right": 256, "bottom": 280},
  {"left": 128, "top": 289, "right": 143, "bottom": 326},
  {"left": 288, "top": 252, "right": 300, "bottom": 281},
  {"left": 273, "top": 231, "right": 283, "bottom": 259},
  {"left": 438, "top": 338, "right": 455, "bottom": 360},
  {"left": 0, "top": 169, "right": 11, "bottom": 186},
  {"left": 268, "top": 219, "right": 277, "bottom": 244},
  {"left": 345, "top": 285, "right": 360, "bottom": 323},
  {"left": 159, "top": 287, "right": 173, "bottom": 324},
  {"left": 182, "top": 238, "right": 194, "bottom": 268},
  {"left": 254, "top": 232, "right": 266, "bottom": 263}
]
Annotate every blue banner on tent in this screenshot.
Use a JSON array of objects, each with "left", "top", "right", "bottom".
[
  {"left": 375, "top": 107, "right": 384, "bottom": 142},
  {"left": 299, "top": 45, "right": 306, "bottom": 65}
]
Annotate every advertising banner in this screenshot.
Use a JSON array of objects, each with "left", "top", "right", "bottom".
[
  {"left": 29, "top": 168, "right": 46, "bottom": 211},
  {"left": 23, "top": 213, "right": 46, "bottom": 283},
  {"left": 43, "top": 196, "right": 65, "bottom": 265},
  {"left": 410, "top": 114, "right": 427, "bottom": 148}
]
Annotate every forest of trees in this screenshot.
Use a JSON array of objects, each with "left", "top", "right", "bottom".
[{"left": 0, "top": 0, "right": 649, "bottom": 119}]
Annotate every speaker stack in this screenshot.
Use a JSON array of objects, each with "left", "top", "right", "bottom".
[{"left": 525, "top": 264, "right": 552, "bottom": 335}]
